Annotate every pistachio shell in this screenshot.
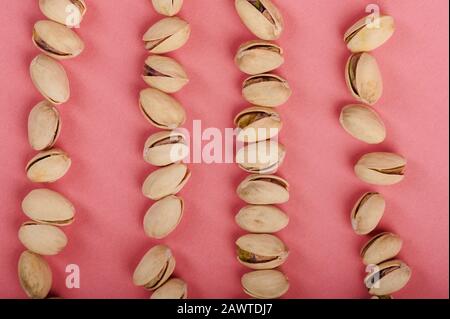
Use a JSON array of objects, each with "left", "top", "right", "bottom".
[
  {"left": 351, "top": 192, "right": 385, "bottom": 235},
  {"left": 143, "top": 17, "right": 190, "bottom": 54},
  {"left": 39, "top": 0, "right": 87, "bottom": 27},
  {"left": 235, "top": 106, "right": 282, "bottom": 143},
  {"left": 133, "top": 245, "right": 176, "bottom": 290},
  {"left": 365, "top": 260, "right": 411, "bottom": 296},
  {"left": 361, "top": 232, "right": 403, "bottom": 265},
  {"left": 143, "top": 131, "right": 189, "bottom": 166},
  {"left": 345, "top": 15, "right": 395, "bottom": 53},
  {"left": 345, "top": 53, "right": 383, "bottom": 105},
  {"left": 30, "top": 54, "right": 70, "bottom": 105},
  {"left": 236, "top": 205, "right": 289, "bottom": 233},
  {"left": 28, "top": 101, "right": 61, "bottom": 151},
  {"left": 143, "top": 195, "right": 184, "bottom": 239},
  {"left": 26, "top": 148, "right": 72, "bottom": 183},
  {"left": 355, "top": 152, "right": 406, "bottom": 185},
  {"left": 235, "top": 0, "right": 284, "bottom": 40},
  {"left": 242, "top": 74, "right": 291, "bottom": 107},
  {"left": 237, "top": 174, "right": 290, "bottom": 205},
  {"left": 142, "top": 164, "right": 191, "bottom": 200},
  {"left": 235, "top": 40, "right": 284, "bottom": 75},
  {"left": 143, "top": 55, "right": 189, "bottom": 93},
  {"left": 236, "top": 140, "right": 285, "bottom": 174},
  {"left": 139, "top": 88, "right": 186, "bottom": 129},
  {"left": 151, "top": 278, "right": 187, "bottom": 299},
  {"left": 18, "top": 251, "right": 52, "bottom": 299},
  {"left": 340, "top": 104, "right": 386, "bottom": 144},
  {"left": 242, "top": 270, "right": 289, "bottom": 299},
  {"left": 22, "top": 189, "right": 75, "bottom": 226},
  {"left": 18, "top": 222, "right": 68, "bottom": 256},
  {"left": 151, "top": 0, "right": 183, "bottom": 16},
  {"left": 33, "top": 20, "right": 84, "bottom": 60},
  {"left": 371, "top": 295, "right": 393, "bottom": 299}
]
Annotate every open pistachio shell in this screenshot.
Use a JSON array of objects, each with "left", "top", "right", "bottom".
[
  {"left": 365, "top": 260, "right": 411, "bottom": 296},
  {"left": 355, "top": 152, "right": 406, "bottom": 185},
  {"left": 151, "top": 0, "right": 184, "bottom": 17},
  {"left": 18, "top": 222, "right": 68, "bottom": 256},
  {"left": 361, "top": 232, "right": 403, "bottom": 265},
  {"left": 351, "top": 192, "right": 385, "bottom": 235},
  {"left": 133, "top": 245, "right": 176, "bottom": 290},
  {"left": 242, "top": 74, "right": 291, "bottom": 107},
  {"left": 143, "top": 55, "right": 189, "bottom": 93},
  {"left": 143, "top": 17, "right": 190, "bottom": 54},
  {"left": 235, "top": 40, "right": 284, "bottom": 75},
  {"left": 39, "top": 0, "right": 87, "bottom": 27},
  {"left": 142, "top": 164, "right": 191, "bottom": 200},
  {"left": 18, "top": 251, "right": 52, "bottom": 299},
  {"left": 237, "top": 174, "right": 289, "bottom": 205},
  {"left": 236, "top": 205, "right": 289, "bottom": 233},
  {"left": 340, "top": 104, "right": 386, "bottom": 144},
  {"left": 28, "top": 101, "right": 61, "bottom": 151},
  {"left": 143, "top": 131, "right": 189, "bottom": 166},
  {"left": 26, "top": 148, "right": 72, "bottom": 183},
  {"left": 151, "top": 278, "right": 187, "bottom": 299},
  {"left": 242, "top": 270, "right": 289, "bottom": 299},
  {"left": 143, "top": 195, "right": 184, "bottom": 239},
  {"left": 236, "top": 140, "right": 285, "bottom": 174},
  {"left": 235, "top": 106, "right": 282, "bottom": 143}
]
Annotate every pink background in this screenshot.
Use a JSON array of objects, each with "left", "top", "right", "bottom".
[{"left": 0, "top": 0, "right": 448, "bottom": 299}]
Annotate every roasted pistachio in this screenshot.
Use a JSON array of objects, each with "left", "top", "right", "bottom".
[
  {"left": 28, "top": 101, "right": 61, "bottom": 151},
  {"left": 151, "top": 278, "right": 187, "bottom": 299},
  {"left": 237, "top": 174, "right": 289, "bottom": 205},
  {"left": 39, "top": 0, "right": 87, "bottom": 27},
  {"left": 235, "top": 106, "right": 282, "bottom": 143},
  {"left": 340, "top": 104, "right": 385, "bottom": 144},
  {"left": 242, "top": 74, "right": 291, "bottom": 107},
  {"left": 26, "top": 148, "right": 72, "bottom": 183},
  {"left": 151, "top": 0, "right": 183, "bottom": 16},
  {"left": 143, "top": 195, "right": 184, "bottom": 239},
  {"left": 236, "top": 140, "right": 285, "bottom": 174},
  {"left": 242, "top": 270, "right": 289, "bottom": 299},
  {"left": 143, "top": 55, "right": 189, "bottom": 93},
  {"left": 143, "top": 131, "right": 189, "bottom": 166},
  {"left": 365, "top": 260, "right": 411, "bottom": 296},
  {"left": 142, "top": 164, "right": 191, "bottom": 200},
  {"left": 235, "top": 40, "right": 284, "bottom": 75},
  {"left": 143, "top": 17, "right": 190, "bottom": 54},
  {"left": 355, "top": 152, "right": 406, "bottom": 185},
  {"left": 361, "top": 232, "right": 403, "bottom": 265},
  {"left": 236, "top": 205, "right": 289, "bottom": 233},
  {"left": 18, "top": 251, "right": 52, "bottom": 299},
  {"left": 351, "top": 192, "right": 385, "bottom": 235},
  {"left": 18, "top": 222, "right": 68, "bottom": 256}
]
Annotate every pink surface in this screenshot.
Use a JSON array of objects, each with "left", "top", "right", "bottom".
[{"left": 0, "top": 0, "right": 448, "bottom": 299}]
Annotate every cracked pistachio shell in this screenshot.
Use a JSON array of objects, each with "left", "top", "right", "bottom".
[
  {"left": 345, "top": 15, "right": 395, "bottom": 53},
  {"left": 237, "top": 174, "right": 289, "bottom": 205},
  {"left": 139, "top": 88, "right": 186, "bottom": 129},
  {"left": 18, "top": 222, "right": 68, "bottom": 256},
  {"left": 143, "top": 195, "right": 184, "bottom": 239},
  {"left": 242, "top": 270, "right": 289, "bottom": 299},
  {"left": 345, "top": 53, "right": 383, "bottom": 105},
  {"left": 33, "top": 20, "right": 84, "bottom": 60},
  {"left": 236, "top": 234, "right": 289, "bottom": 270},
  {"left": 26, "top": 148, "right": 71, "bottom": 183},
  {"left": 143, "top": 17, "right": 190, "bottom": 54},
  {"left": 151, "top": 278, "right": 187, "bottom": 299},
  {"left": 18, "top": 251, "right": 52, "bottom": 299},
  {"left": 143, "top": 131, "right": 189, "bottom": 166},
  {"left": 28, "top": 101, "right": 61, "bottom": 151},
  {"left": 351, "top": 192, "right": 385, "bottom": 235},
  {"left": 361, "top": 232, "right": 403, "bottom": 266},
  {"left": 235, "top": 0, "right": 284, "bottom": 40},
  {"left": 39, "top": 0, "right": 87, "bottom": 27},
  {"left": 340, "top": 104, "right": 386, "bottom": 144},
  {"left": 151, "top": 0, "right": 183, "bottom": 16},
  {"left": 236, "top": 140, "right": 286, "bottom": 174},
  {"left": 242, "top": 74, "right": 291, "bottom": 107},
  {"left": 235, "top": 40, "right": 284, "bottom": 75},
  {"left": 355, "top": 152, "right": 406, "bottom": 185},
  {"left": 142, "top": 164, "right": 191, "bottom": 200},
  {"left": 143, "top": 55, "right": 189, "bottom": 93},
  {"left": 30, "top": 54, "right": 70, "bottom": 105},
  {"left": 365, "top": 259, "right": 411, "bottom": 296},
  {"left": 133, "top": 245, "right": 176, "bottom": 290},
  {"left": 235, "top": 106, "right": 282, "bottom": 143},
  {"left": 236, "top": 205, "right": 289, "bottom": 233},
  {"left": 22, "top": 189, "right": 75, "bottom": 226}
]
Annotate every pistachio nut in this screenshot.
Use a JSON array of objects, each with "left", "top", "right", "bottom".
[
  {"left": 139, "top": 88, "right": 186, "bottom": 129},
  {"left": 242, "top": 270, "right": 289, "bottom": 299},
  {"left": 143, "top": 195, "right": 184, "bottom": 239},
  {"left": 18, "top": 251, "right": 52, "bottom": 299},
  {"left": 365, "top": 260, "right": 412, "bottom": 296},
  {"left": 236, "top": 234, "right": 289, "bottom": 270},
  {"left": 142, "top": 164, "right": 191, "bottom": 200},
  {"left": 143, "top": 17, "right": 190, "bottom": 54},
  {"left": 236, "top": 205, "right": 289, "bottom": 233},
  {"left": 361, "top": 232, "right": 403, "bottom": 266},
  {"left": 151, "top": 278, "right": 187, "bottom": 299},
  {"left": 39, "top": 0, "right": 87, "bottom": 27},
  {"left": 351, "top": 192, "right": 385, "bottom": 235},
  {"left": 18, "top": 222, "right": 68, "bottom": 256},
  {"left": 235, "top": 106, "right": 282, "bottom": 143},
  {"left": 143, "top": 55, "right": 189, "bottom": 93},
  {"left": 30, "top": 54, "right": 70, "bottom": 105},
  {"left": 344, "top": 15, "right": 395, "bottom": 53},
  {"left": 133, "top": 245, "right": 176, "bottom": 290},
  {"left": 235, "top": 0, "right": 283, "bottom": 40},
  {"left": 237, "top": 174, "right": 289, "bottom": 204},
  {"left": 345, "top": 53, "right": 383, "bottom": 105},
  {"left": 143, "top": 131, "right": 189, "bottom": 166},
  {"left": 242, "top": 74, "right": 291, "bottom": 107},
  {"left": 371, "top": 295, "right": 393, "bottom": 299},
  {"left": 22, "top": 189, "right": 75, "bottom": 226},
  {"left": 28, "top": 101, "right": 61, "bottom": 151},
  {"left": 355, "top": 152, "right": 406, "bottom": 185},
  {"left": 26, "top": 148, "right": 71, "bottom": 183},
  {"left": 235, "top": 40, "right": 284, "bottom": 75},
  {"left": 33, "top": 20, "right": 84, "bottom": 60},
  {"left": 340, "top": 104, "right": 386, "bottom": 144},
  {"left": 151, "top": 0, "right": 183, "bottom": 17},
  {"left": 236, "top": 140, "right": 286, "bottom": 174}
]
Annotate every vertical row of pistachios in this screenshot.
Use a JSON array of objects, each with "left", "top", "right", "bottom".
[
  {"left": 18, "top": 0, "right": 87, "bottom": 299},
  {"left": 341, "top": 13, "right": 412, "bottom": 298},
  {"left": 234, "top": 0, "right": 290, "bottom": 299},
  {"left": 132, "top": 0, "right": 188, "bottom": 299}
]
